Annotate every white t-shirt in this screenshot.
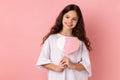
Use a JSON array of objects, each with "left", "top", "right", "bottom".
[{"left": 36, "top": 33, "right": 92, "bottom": 80}]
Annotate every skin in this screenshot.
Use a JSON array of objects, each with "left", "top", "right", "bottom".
[
  {"left": 42, "top": 10, "right": 85, "bottom": 72},
  {"left": 60, "top": 10, "right": 78, "bottom": 36}
]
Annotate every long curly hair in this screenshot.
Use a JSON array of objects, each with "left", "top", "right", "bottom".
[{"left": 42, "top": 4, "right": 92, "bottom": 51}]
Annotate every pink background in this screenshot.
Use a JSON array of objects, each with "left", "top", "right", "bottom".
[{"left": 0, "top": 0, "right": 120, "bottom": 80}]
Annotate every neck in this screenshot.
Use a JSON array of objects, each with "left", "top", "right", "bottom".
[{"left": 60, "top": 30, "right": 73, "bottom": 36}]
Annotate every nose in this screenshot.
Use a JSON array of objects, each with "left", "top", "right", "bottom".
[{"left": 68, "top": 19, "right": 72, "bottom": 23}]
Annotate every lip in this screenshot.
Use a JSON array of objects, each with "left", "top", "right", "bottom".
[{"left": 64, "top": 22, "right": 73, "bottom": 27}]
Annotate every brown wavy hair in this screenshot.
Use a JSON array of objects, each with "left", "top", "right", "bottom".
[{"left": 42, "top": 4, "right": 92, "bottom": 51}]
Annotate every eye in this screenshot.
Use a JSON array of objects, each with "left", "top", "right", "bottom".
[
  {"left": 72, "top": 18, "right": 77, "bottom": 21},
  {"left": 65, "top": 15, "right": 69, "bottom": 19}
]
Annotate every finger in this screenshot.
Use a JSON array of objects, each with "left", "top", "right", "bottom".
[{"left": 61, "top": 61, "right": 66, "bottom": 64}]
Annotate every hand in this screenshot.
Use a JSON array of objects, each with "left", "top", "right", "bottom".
[
  {"left": 56, "top": 60, "right": 67, "bottom": 72},
  {"left": 59, "top": 59, "right": 67, "bottom": 68},
  {"left": 60, "top": 56, "right": 73, "bottom": 68},
  {"left": 55, "top": 65, "right": 64, "bottom": 72}
]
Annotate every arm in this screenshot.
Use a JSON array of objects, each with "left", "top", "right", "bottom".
[
  {"left": 60, "top": 42, "right": 92, "bottom": 76},
  {"left": 42, "top": 63, "right": 64, "bottom": 72},
  {"left": 36, "top": 36, "right": 66, "bottom": 72},
  {"left": 69, "top": 62, "right": 86, "bottom": 70},
  {"left": 60, "top": 56, "right": 86, "bottom": 71}
]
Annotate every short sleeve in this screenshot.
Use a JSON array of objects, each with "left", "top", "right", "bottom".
[
  {"left": 36, "top": 36, "right": 52, "bottom": 68},
  {"left": 79, "top": 42, "right": 92, "bottom": 77}
]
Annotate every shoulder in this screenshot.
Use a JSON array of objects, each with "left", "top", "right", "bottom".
[
  {"left": 77, "top": 39, "right": 86, "bottom": 48},
  {"left": 45, "top": 34, "right": 59, "bottom": 43},
  {"left": 48, "top": 34, "right": 59, "bottom": 39}
]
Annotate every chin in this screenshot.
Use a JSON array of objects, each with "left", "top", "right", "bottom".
[{"left": 66, "top": 26, "right": 74, "bottom": 30}]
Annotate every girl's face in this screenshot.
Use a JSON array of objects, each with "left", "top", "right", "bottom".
[{"left": 62, "top": 10, "right": 78, "bottom": 30}]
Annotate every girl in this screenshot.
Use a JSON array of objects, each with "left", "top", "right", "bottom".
[{"left": 36, "top": 4, "right": 92, "bottom": 80}]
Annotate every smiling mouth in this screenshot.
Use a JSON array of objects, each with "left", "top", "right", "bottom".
[{"left": 65, "top": 22, "right": 73, "bottom": 27}]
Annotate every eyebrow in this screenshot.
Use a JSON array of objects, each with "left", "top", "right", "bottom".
[{"left": 65, "top": 14, "right": 78, "bottom": 19}]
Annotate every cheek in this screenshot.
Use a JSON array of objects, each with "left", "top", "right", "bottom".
[
  {"left": 62, "top": 19, "right": 65, "bottom": 25},
  {"left": 62, "top": 18, "right": 67, "bottom": 25},
  {"left": 62, "top": 17, "right": 65, "bottom": 22},
  {"left": 73, "top": 21, "right": 78, "bottom": 26},
  {"left": 62, "top": 18, "right": 67, "bottom": 22}
]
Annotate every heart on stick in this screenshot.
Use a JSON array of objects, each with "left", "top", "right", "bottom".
[{"left": 57, "top": 36, "right": 80, "bottom": 55}]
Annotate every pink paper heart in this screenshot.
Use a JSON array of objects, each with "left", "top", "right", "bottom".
[
  {"left": 64, "top": 37, "right": 79, "bottom": 54},
  {"left": 57, "top": 36, "right": 80, "bottom": 55}
]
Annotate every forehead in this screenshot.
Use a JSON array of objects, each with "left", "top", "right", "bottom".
[{"left": 64, "top": 10, "right": 78, "bottom": 17}]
